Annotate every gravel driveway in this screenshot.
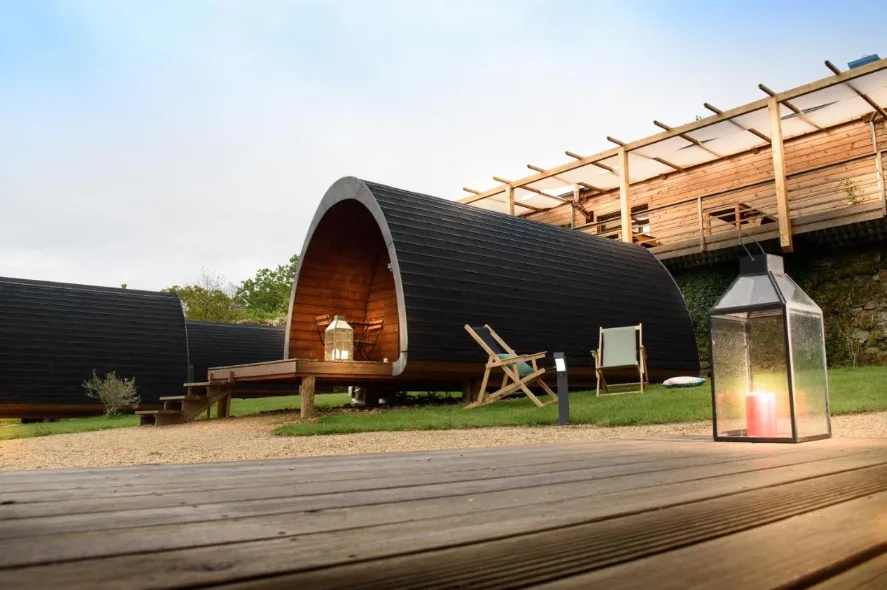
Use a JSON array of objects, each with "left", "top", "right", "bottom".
[{"left": 1, "top": 411, "right": 885, "bottom": 471}]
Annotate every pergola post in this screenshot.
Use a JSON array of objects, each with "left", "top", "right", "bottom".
[
  {"left": 505, "top": 185, "right": 515, "bottom": 216},
  {"left": 571, "top": 185, "right": 580, "bottom": 229},
  {"left": 618, "top": 147, "right": 633, "bottom": 243},
  {"left": 768, "top": 97, "right": 793, "bottom": 252}
]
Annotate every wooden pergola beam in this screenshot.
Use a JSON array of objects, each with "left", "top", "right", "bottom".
[
  {"left": 462, "top": 187, "right": 482, "bottom": 195},
  {"left": 768, "top": 96, "right": 793, "bottom": 252},
  {"left": 758, "top": 84, "right": 824, "bottom": 131},
  {"left": 704, "top": 102, "right": 771, "bottom": 142},
  {"left": 653, "top": 120, "right": 721, "bottom": 158},
  {"left": 652, "top": 156, "right": 683, "bottom": 171},
  {"left": 824, "top": 60, "right": 887, "bottom": 121},
  {"left": 458, "top": 57, "right": 887, "bottom": 205}
]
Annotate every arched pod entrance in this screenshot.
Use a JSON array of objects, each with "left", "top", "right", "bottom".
[{"left": 286, "top": 181, "right": 405, "bottom": 372}]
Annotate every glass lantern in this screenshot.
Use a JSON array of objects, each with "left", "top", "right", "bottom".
[
  {"left": 708, "top": 254, "right": 831, "bottom": 443},
  {"left": 324, "top": 315, "right": 354, "bottom": 361}
]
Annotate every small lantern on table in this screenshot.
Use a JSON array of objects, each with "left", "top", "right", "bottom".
[
  {"left": 708, "top": 254, "right": 831, "bottom": 443},
  {"left": 324, "top": 315, "right": 354, "bottom": 361}
]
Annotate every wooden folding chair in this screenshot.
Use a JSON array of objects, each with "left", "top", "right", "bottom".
[
  {"left": 592, "top": 323, "right": 648, "bottom": 396},
  {"left": 355, "top": 319, "right": 384, "bottom": 360},
  {"left": 463, "top": 324, "right": 558, "bottom": 409},
  {"left": 314, "top": 314, "right": 331, "bottom": 346}
]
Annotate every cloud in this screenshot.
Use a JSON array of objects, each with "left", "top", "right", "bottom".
[{"left": 1, "top": 0, "right": 884, "bottom": 290}]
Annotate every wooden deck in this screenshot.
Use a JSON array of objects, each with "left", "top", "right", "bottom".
[{"left": 1, "top": 437, "right": 887, "bottom": 588}]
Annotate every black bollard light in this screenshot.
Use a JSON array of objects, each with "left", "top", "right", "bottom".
[{"left": 554, "top": 352, "right": 569, "bottom": 425}]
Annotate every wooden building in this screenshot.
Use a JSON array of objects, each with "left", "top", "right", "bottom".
[
  {"left": 459, "top": 57, "right": 887, "bottom": 268},
  {"left": 206, "top": 177, "right": 697, "bottom": 410},
  {"left": 0, "top": 278, "right": 288, "bottom": 419},
  {"left": 0, "top": 277, "right": 188, "bottom": 419}
]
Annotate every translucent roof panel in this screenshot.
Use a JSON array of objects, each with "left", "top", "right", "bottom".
[
  {"left": 638, "top": 135, "right": 719, "bottom": 168},
  {"left": 712, "top": 274, "right": 782, "bottom": 311},
  {"left": 704, "top": 129, "right": 767, "bottom": 156},
  {"left": 544, "top": 165, "right": 621, "bottom": 190},
  {"left": 626, "top": 152, "right": 674, "bottom": 180}
]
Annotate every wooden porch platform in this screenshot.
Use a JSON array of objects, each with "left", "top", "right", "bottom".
[
  {"left": 1, "top": 437, "right": 887, "bottom": 588},
  {"left": 207, "top": 358, "right": 394, "bottom": 383}
]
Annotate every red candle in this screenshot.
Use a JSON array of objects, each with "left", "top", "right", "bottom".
[{"left": 746, "top": 391, "right": 777, "bottom": 437}]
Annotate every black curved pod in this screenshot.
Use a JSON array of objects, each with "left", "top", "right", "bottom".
[
  {"left": 285, "top": 177, "right": 699, "bottom": 388},
  {"left": 186, "top": 320, "right": 285, "bottom": 383},
  {"left": 0, "top": 277, "right": 188, "bottom": 418}
]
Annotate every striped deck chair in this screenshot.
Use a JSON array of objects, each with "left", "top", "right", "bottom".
[{"left": 464, "top": 324, "right": 558, "bottom": 409}]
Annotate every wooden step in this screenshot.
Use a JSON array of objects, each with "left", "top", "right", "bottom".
[
  {"left": 135, "top": 409, "right": 185, "bottom": 427},
  {"left": 159, "top": 395, "right": 205, "bottom": 401},
  {"left": 183, "top": 382, "right": 211, "bottom": 388}
]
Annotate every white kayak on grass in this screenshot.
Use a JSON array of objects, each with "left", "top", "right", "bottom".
[{"left": 663, "top": 376, "right": 707, "bottom": 388}]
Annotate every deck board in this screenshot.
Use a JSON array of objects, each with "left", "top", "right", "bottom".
[{"left": 1, "top": 437, "right": 885, "bottom": 589}]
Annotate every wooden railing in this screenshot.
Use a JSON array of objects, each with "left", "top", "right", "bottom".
[{"left": 573, "top": 150, "right": 886, "bottom": 260}]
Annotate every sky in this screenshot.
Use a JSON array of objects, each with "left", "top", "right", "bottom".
[{"left": 1, "top": 0, "right": 886, "bottom": 291}]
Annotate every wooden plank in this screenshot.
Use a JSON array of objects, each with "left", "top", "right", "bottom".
[
  {"left": 618, "top": 147, "right": 632, "bottom": 243},
  {"left": 9, "top": 458, "right": 884, "bottom": 589},
  {"left": 539, "top": 489, "right": 887, "bottom": 589},
  {"left": 0, "top": 441, "right": 685, "bottom": 498},
  {"left": 505, "top": 184, "right": 514, "bottom": 216},
  {"left": 769, "top": 96, "right": 793, "bottom": 252},
  {"left": 2, "top": 450, "right": 883, "bottom": 571},
  {"left": 810, "top": 551, "right": 887, "bottom": 589},
  {"left": 0, "top": 446, "right": 778, "bottom": 521}
]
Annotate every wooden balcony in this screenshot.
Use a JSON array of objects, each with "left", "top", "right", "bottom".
[{"left": 572, "top": 146, "right": 887, "bottom": 265}]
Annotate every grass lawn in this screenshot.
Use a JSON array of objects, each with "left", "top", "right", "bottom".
[
  {"left": 275, "top": 366, "right": 887, "bottom": 437},
  {"left": 0, "top": 394, "right": 352, "bottom": 441}
]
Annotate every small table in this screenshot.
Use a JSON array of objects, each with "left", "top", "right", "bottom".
[{"left": 705, "top": 203, "right": 776, "bottom": 235}]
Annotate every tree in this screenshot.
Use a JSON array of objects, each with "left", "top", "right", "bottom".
[
  {"left": 164, "top": 270, "right": 245, "bottom": 322},
  {"left": 236, "top": 254, "right": 299, "bottom": 318}
]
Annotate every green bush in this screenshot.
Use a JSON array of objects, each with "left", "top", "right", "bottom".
[{"left": 82, "top": 370, "right": 140, "bottom": 416}]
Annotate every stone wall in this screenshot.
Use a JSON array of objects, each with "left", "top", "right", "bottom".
[{"left": 672, "top": 241, "right": 887, "bottom": 370}]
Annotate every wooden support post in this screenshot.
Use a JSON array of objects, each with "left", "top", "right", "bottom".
[
  {"left": 505, "top": 185, "right": 515, "bottom": 216},
  {"left": 618, "top": 147, "right": 633, "bottom": 243},
  {"left": 870, "top": 117, "right": 886, "bottom": 214},
  {"left": 768, "top": 97, "right": 793, "bottom": 252},
  {"left": 300, "top": 376, "right": 316, "bottom": 420},
  {"left": 697, "top": 197, "right": 705, "bottom": 252},
  {"left": 218, "top": 394, "right": 231, "bottom": 418},
  {"left": 571, "top": 185, "right": 580, "bottom": 229}
]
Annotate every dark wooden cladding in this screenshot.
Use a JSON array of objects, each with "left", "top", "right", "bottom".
[
  {"left": 288, "top": 177, "right": 699, "bottom": 381},
  {"left": 185, "top": 321, "right": 285, "bottom": 382},
  {"left": 0, "top": 277, "right": 188, "bottom": 418}
]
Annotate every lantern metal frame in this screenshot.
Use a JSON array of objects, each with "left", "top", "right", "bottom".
[{"left": 708, "top": 253, "right": 832, "bottom": 443}]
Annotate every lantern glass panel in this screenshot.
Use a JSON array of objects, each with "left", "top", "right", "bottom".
[
  {"left": 773, "top": 274, "right": 817, "bottom": 307},
  {"left": 712, "top": 274, "right": 781, "bottom": 311},
  {"left": 789, "top": 309, "right": 830, "bottom": 437},
  {"left": 712, "top": 308, "right": 792, "bottom": 439}
]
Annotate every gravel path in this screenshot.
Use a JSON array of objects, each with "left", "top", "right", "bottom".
[{"left": 1, "top": 411, "right": 885, "bottom": 471}]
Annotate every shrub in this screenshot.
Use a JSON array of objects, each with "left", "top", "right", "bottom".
[{"left": 82, "top": 370, "right": 141, "bottom": 416}]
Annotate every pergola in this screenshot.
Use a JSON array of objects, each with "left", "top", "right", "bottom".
[{"left": 460, "top": 57, "right": 887, "bottom": 252}]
